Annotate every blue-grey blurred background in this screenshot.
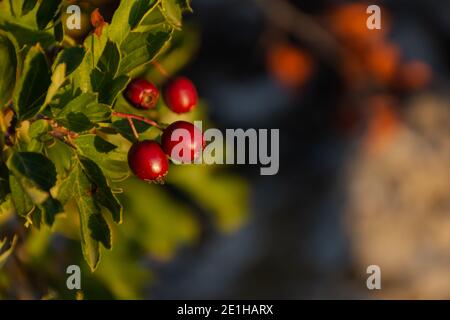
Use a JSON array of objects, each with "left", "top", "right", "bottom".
[{"left": 149, "top": 0, "right": 450, "bottom": 299}]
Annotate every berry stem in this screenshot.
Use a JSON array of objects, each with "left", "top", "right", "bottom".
[
  {"left": 112, "top": 111, "right": 163, "bottom": 130},
  {"left": 152, "top": 61, "right": 169, "bottom": 78},
  {"left": 127, "top": 117, "right": 140, "bottom": 140}
]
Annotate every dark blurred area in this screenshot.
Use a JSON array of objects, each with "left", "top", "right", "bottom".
[{"left": 149, "top": 0, "right": 450, "bottom": 299}]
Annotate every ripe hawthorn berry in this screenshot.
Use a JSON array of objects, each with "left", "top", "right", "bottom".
[
  {"left": 125, "top": 79, "right": 160, "bottom": 110},
  {"left": 161, "top": 121, "right": 205, "bottom": 163},
  {"left": 163, "top": 77, "right": 198, "bottom": 114},
  {"left": 128, "top": 140, "right": 169, "bottom": 183}
]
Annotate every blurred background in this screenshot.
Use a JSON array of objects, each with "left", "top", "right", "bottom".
[
  {"left": 1, "top": 0, "right": 450, "bottom": 299},
  {"left": 151, "top": 0, "right": 450, "bottom": 299}
]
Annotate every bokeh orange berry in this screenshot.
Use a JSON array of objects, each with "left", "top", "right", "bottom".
[
  {"left": 266, "top": 43, "right": 313, "bottom": 88},
  {"left": 397, "top": 60, "right": 432, "bottom": 91},
  {"left": 364, "top": 95, "right": 401, "bottom": 154}
]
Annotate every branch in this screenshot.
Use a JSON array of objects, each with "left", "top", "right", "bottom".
[
  {"left": 112, "top": 112, "right": 162, "bottom": 130},
  {"left": 252, "top": 0, "right": 346, "bottom": 63}
]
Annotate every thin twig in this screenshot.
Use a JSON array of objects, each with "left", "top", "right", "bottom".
[
  {"left": 49, "top": 121, "right": 80, "bottom": 139},
  {"left": 48, "top": 131, "right": 78, "bottom": 149},
  {"left": 152, "top": 61, "right": 170, "bottom": 78},
  {"left": 112, "top": 111, "right": 162, "bottom": 130},
  {"left": 127, "top": 117, "right": 140, "bottom": 140}
]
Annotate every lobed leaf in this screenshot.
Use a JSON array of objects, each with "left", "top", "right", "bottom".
[
  {"left": 91, "top": 41, "right": 130, "bottom": 104},
  {"left": 76, "top": 135, "right": 129, "bottom": 181},
  {"left": 79, "top": 156, "right": 123, "bottom": 223},
  {"left": 109, "top": 0, "right": 158, "bottom": 45},
  {"left": 118, "top": 25, "right": 173, "bottom": 75},
  {"left": 54, "top": 47, "right": 86, "bottom": 76},
  {"left": 55, "top": 92, "right": 111, "bottom": 132},
  {"left": 72, "top": 164, "right": 111, "bottom": 271},
  {"left": 7, "top": 152, "right": 57, "bottom": 192},
  {"left": 160, "top": 0, "right": 182, "bottom": 29}
]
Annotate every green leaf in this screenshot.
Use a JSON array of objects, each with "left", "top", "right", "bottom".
[
  {"left": 21, "top": 0, "right": 38, "bottom": 16},
  {"left": 29, "top": 119, "right": 49, "bottom": 139},
  {"left": 129, "top": 0, "right": 159, "bottom": 29},
  {"left": 79, "top": 157, "right": 123, "bottom": 223},
  {"left": 8, "top": 152, "right": 57, "bottom": 192},
  {"left": 0, "top": 161, "right": 10, "bottom": 202},
  {"left": 9, "top": 175, "right": 34, "bottom": 217},
  {"left": 89, "top": 41, "right": 129, "bottom": 104},
  {"left": 54, "top": 47, "right": 86, "bottom": 76},
  {"left": 161, "top": 0, "right": 182, "bottom": 28},
  {"left": 72, "top": 164, "right": 111, "bottom": 271},
  {"left": 118, "top": 25, "right": 173, "bottom": 75},
  {"left": 0, "top": 21, "right": 55, "bottom": 47},
  {"left": 46, "top": 139, "right": 74, "bottom": 178},
  {"left": 137, "top": 6, "right": 166, "bottom": 28},
  {"left": 7, "top": 157, "right": 61, "bottom": 226},
  {"left": 177, "top": 0, "right": 193, "bottom": 13},
  {"left": 112, "top": 118, "right": 152, "bottom": 142},
  {"left": 56, "top": 93, "right": 111, "bottom": 132},
  {"left": 56, "top": 92, "right": 96, "bottom": 116},
  {"left": 44, "top": 62, "right": 66, "bottom": 107},
  {"left": 0, "top": 31, "right": 18, "bottom": 108},
  {"left": 0, "top": 236, "right": 17, "bottom": 269},
  {"left": 54, "top": 19, "right": 63, "bottom": 42},
  {"left": 11, "top": 169, "right": 60, "bottom": 226},
  {"left": 62, "top": 112, "right": 94, "bottom": 132},
  {"left": 109, "top": 0, "right": 158, "bottom": 45},
  {"left": 14, "top": 45, "right": 51, "bottom": 120},
  {"left": 91, "top": 135, "right": 118, "bottom": 153},
  {"left": 57, "top": 162, "right": 77, "bottom": 204},
  {"left": 75, "top": 135, "right": 129, "bottom": 181},
  {"left": 72, "top": 27, "right": 109, "bottom": 92},
  {"left": 97, "top": 41, "right": 120, "bottom": 77},
  {"left": 48, "top": 84, "right": 79, "bottom": 112},
  {"left": 39, "top": 196, "right": 63, "bottom": 226},
  {"left": 91, "top": 71, "right": 129, "bottom": 105},
  {"left": 30, "top": 206, "right": 42, "bottom": 229},
  {"left": 36, "top": 0, "right": 61, "bottom": 30}
]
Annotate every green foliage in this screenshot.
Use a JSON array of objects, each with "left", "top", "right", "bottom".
[
  {"left": 14, "top": 46, "right": 52, "bottom": 120},
  {"left": 0, "top": 236, "right": 17, "bottom": 269},
  {"left": 0, "top": 0, "right": 249, "bottom": 299},
  {"left": 0, "top": 31, "right": 18, "bottom": 108}
]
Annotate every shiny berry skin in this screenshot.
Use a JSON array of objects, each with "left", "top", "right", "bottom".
[
  {"left": 163, "top": 77, "right": 198, "bottom": 114},
  {"left": 161, "top": 121, "right": 205, "bottom": 163},
  {"left": 125, "top": 79, "right": 160, "bottom": 109},
  {"left": 128, "top": 141, "right": 169, "bottom": 182}
]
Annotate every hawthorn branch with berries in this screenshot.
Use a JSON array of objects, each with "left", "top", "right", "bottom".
[{"left": 0, "top": 0, "right": 206, "bottom": 272}]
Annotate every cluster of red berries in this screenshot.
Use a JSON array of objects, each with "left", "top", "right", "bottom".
[
  {"left": 125, "top": 76, "right": 198, "bottom": 113},
  {"left": 124, "top": 77, "right": 205, "bottom": 183}
]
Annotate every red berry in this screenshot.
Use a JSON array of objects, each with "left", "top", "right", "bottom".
[
  {"left": 125, "top": 79, "right": 160, "bottom": 109},
  {"left": 163, "top": 77, "right": 198, "bottom": 114},
  {"left": 161, "top": 121, "right": 205, "bottom": 163},
  {"left": 128, "top": 140, "right": 169, "bottom": 182}
]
